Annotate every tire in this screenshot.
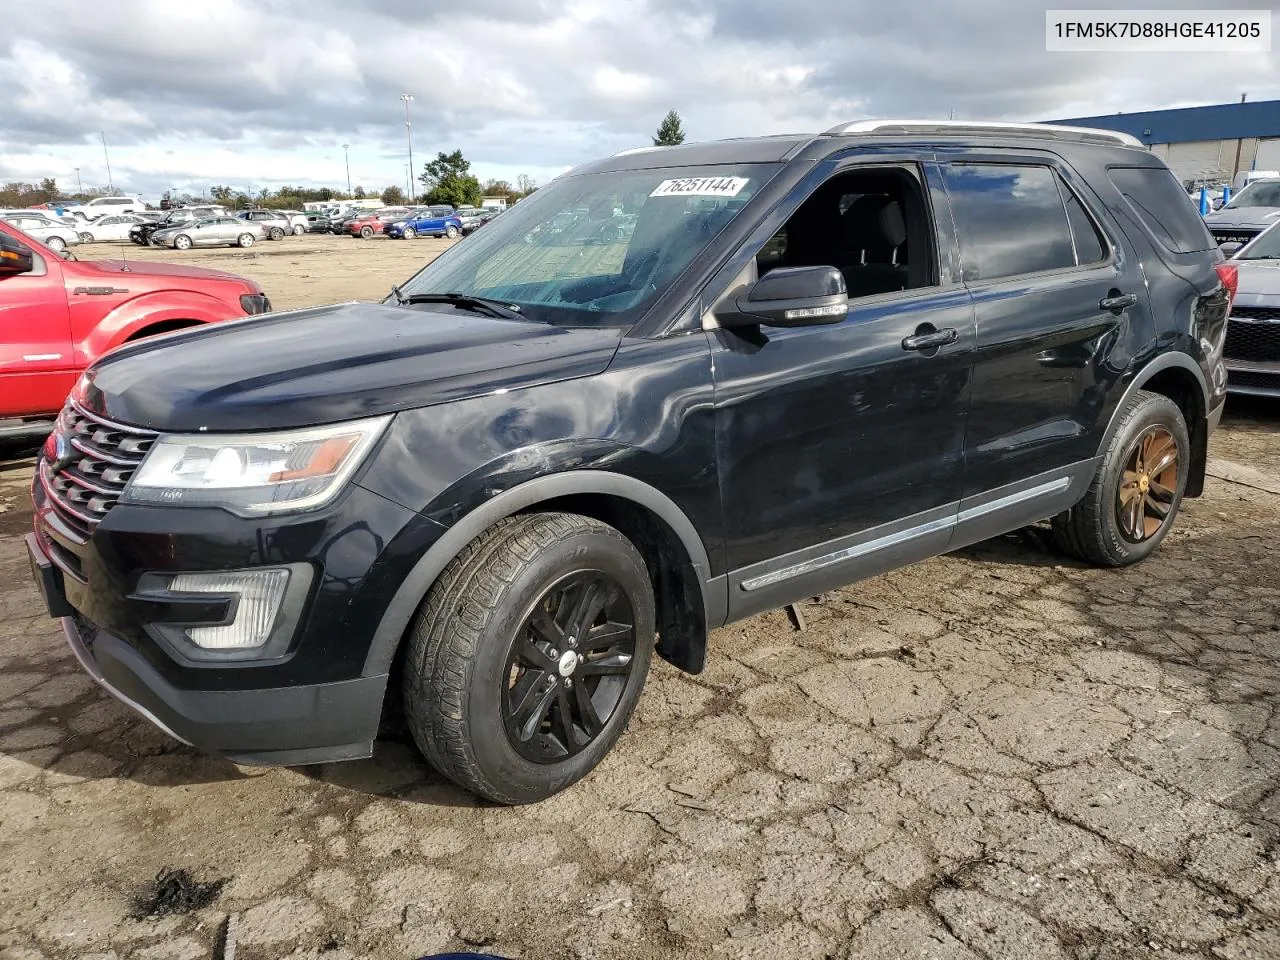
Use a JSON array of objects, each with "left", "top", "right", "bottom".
[
  {"left": 445, "top": 225, "right": 459, "bottom": 239},
  {"left": 402, "top": 227, "right": 416, "bottom": 240},
  {"left": 402, "top": 513, "right": 656, "bottom": 804},
  {"left": 1051, "top": 389, "right": 1189, "bottom": 567},
  {"left": 236, "top": 233, "right": 256, "bottom": 248},
  {"left": 292, "top": 224, "right": 305, "bottom": 235},
  {"left": 269, "top": 227, "right": 285, "bottom": 241},
  {"left": 46, "top": 236, "right": 66, "bottom": 252},
  {"left": 79, "top": 232, "right": 94, "bottom": 243},
  {"left": 360, "top": 225, "right": 374, "bottom": 239},
  {"left": 173, "top": 234, "right": 192, "bottom": 251}
]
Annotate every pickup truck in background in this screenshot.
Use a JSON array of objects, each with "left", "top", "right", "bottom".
[{"left": 0, "top": 219, "right": 270, "bottom": 438}]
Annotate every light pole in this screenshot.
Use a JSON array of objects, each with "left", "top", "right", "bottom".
[
  {"left": 400, "top": 94, "right": 415, "bottom": 202},
  {"left": 343, "top": 144, "right": 351, "bottom": 196},
  {"left": 75, "top": 167, "right": 83, "bottom": 195},
  {"left": 100, "top": 131, "right": 114, "bottom": 192}
]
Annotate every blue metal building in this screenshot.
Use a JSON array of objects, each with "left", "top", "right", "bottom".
[{"left": 1050, "top": 99, "right": 1280, "bottom": 185}]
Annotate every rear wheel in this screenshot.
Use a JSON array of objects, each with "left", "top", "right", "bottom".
[
  {"left": 360, "top": 225, "right": 374, "bottom": 238},
  {"left": 173, "top": 234, "right": 193, "bottom": 251},
  {"left": 46, "top": 236, "right": 66, "bottom": 252},
  {"left": 79, "top": 232, "right": 94, "bottom": 243},
  {"left": 1052, "top": 389, "right": 1189, "bottom": 567},
  {"left": 292, "top": 224, "right": 305, "bottom": 236},
  {"left": 236, "top": 233, "right": 256, "bottom": 248},
  {"left": 402, "top": 513, "right": 655, "bottom": 804},
  {"left": 269, "top": 226, "right": 285, "bottom": 241}
]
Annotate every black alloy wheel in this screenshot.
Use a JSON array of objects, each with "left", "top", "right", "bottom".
[{"left": 501, "top": 571, "right": 637, "bottom": 763}]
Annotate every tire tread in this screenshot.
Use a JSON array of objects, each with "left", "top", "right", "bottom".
[{"left": 403, "top": 512, "right": 637, "bottom": 803}]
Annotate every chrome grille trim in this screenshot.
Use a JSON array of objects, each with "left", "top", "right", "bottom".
[{"left": 40, "top": 399, "right": 158, "bottom": 537}]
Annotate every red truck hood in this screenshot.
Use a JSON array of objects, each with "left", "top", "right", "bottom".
[{"left": 74, "top": 258, "right": 260, "bottom": 290}]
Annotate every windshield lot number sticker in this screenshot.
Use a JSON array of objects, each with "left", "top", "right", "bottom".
[{"left": 650, "top": 177, "right": 749, "bottom": 198}]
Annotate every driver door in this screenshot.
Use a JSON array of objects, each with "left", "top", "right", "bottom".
[
  {"left": 0, "top": 239, "right": 74, "bottom": 419},
  {"left": 706, "top": 156, "right": 977, "bottom": 619}
]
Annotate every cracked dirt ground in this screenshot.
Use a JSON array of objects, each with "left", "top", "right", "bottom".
[{"left": 0, "top": 401, "right": 1276, "bottom": 960}]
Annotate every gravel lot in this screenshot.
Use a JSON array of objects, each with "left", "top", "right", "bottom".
[{"left": 1, "top": 236, "right": 1277, "bottom": 959}]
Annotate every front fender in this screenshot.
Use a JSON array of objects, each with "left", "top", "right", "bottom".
[{"left": 76, "top": 289, "right": 245, "bottom": 363}]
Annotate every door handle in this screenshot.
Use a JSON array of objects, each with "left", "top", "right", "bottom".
[
  {"left": 902, "top": 327, "right": 959, "bottom": 352},
  {"left": 1099, "top": 292, "right": 1138, "bottom": 313}
]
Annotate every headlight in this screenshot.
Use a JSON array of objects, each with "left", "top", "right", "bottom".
[{"left": 123, "top": 415, "right": 392, "bottom": 515}]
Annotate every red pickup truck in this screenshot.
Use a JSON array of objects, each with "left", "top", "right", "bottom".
[{"left": 0, "top": 219, "right": 270, "bottom": 437}]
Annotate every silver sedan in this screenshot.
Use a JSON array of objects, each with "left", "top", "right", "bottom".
[{"left": 150, "top": 216, "right": 266, "bottom": 250}]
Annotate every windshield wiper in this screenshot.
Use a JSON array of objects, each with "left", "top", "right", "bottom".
[{"left": 395, "top": 291, "right": 523, "bottom": 320}]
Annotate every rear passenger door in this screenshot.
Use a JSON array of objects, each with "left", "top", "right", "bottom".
[{"left": 942, "top": 154, "right": 1154, "bottom": 543}]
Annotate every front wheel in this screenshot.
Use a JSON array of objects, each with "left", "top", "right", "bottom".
[
  {"left": 1052, "top": 389, "right": 1189, "bottom": 567},
  {"left": 402, "top": 227, "right": 416, "bottom": 240},
  {"left": 46, "top": 236, "right": 66, "bottom": 252},
  {"left": 79, "top": 232, "right": 94, "bottom": 243},
  {"left": 292, "top": 224, "right": 305, "bottom": 235},
  {"left": 360, "top": 225, "right": 374, "bottom": 238},
  {"left": 236, "top": 233, "right": 256, "bottom": 248},
  {"left": 444, "top": 225, "right": 459, "bottom": 239},
  {"left": 173, "top": 234, "right": 193, "bottom": 251},
  {"left": 403, "top": 513, "right": 655, "bottom": 804}
]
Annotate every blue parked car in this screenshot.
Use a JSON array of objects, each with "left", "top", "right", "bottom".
[{"left": 386, "top": 205, "right": 463, "bottom": 240}]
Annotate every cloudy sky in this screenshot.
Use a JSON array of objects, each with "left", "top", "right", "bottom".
[{"left": 2, "top": 0, "right": 1278, "bottom": 201}]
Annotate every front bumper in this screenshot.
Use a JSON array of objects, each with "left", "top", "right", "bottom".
[
  {"left": 1225, "top": 360, "right": 1280, "bottom": 397},
  {"left": 27, "top": 532, "right": 388, "bottom": 764},
  {"left": 26, "top": 460, "right": 438, "bottom": 764}
]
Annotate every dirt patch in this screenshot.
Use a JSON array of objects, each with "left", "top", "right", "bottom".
[{"left": 130, "top": 868, "right": 228, "bottom": 920}]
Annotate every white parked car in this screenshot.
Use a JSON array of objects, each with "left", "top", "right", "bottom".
[
  {"left": 77, "top": 213, "right": 150, "bottom": 242},
  {"left": 0, "top": 212, "right": 81, "bottom": 252},
  {"left": 81, "top": 196, "right": 148, "bottom": 219},
  {"left": 279, "top": 210, "right": 309, "bottom": 235}
]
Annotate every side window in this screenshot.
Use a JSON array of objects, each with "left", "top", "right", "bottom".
[
  {"left": 1107, "top": 166, "right": 1215, "bottom": 254},
  {"left": 945, "top": 164, "right": 1076, "bottom": 281},
  {"left": 1056, "top": 177, "right": 1107, "bottom": 265},
  {"left": 754, "top": 164, "right": 938, "bottom": 300}
]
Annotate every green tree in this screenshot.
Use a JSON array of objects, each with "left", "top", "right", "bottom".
[
  {"left": 381, "top": 185, "right": 405, "bottom": 205},
  {"left": 653, "top": 109, "right": 686, "bottom": 146},
  {"left": 39, "top": 178, "right": 59, "bottom": 202},
  {"left": 419, "top": 150, "right": 483, "bottom": 208},
  {"left": 210, "top": 185, "right": 235, "bottom": 204},
  {"left": 353, "top": 185, "right": 366, "bottom": 199}
]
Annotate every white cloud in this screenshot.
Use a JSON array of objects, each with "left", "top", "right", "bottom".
[{"left": 1, "top": 0, "right": 1278, "bottom": 201}]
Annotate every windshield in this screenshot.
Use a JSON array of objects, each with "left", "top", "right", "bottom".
[
  {"left": 1226, "top": 181, "right": 1280, "bottom": 209},
  {"left": 396, "top": 162, "right": 778, "bottom": 327},
  {"left": 1237, "top": 223, "right": 1280, "bottom": 259}
]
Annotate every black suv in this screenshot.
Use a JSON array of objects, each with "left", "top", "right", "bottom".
[{"left": 27, "top": 121, "right": 1234, "bottom": 804}]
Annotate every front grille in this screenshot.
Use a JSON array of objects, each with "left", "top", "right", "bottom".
[
  {"left": 1225, "top": 314, "right": 1280, "bottom": 363},
  {"left": 39, "top": 401, "right": 157, "bottom": 540},
  {"left": 1210, "top": 227, "right": 1262, "bottom": 246}
]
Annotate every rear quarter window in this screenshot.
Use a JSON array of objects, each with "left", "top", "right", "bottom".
[{"left": 1107, "top": 167, "right": 1214, "bottom": 254}]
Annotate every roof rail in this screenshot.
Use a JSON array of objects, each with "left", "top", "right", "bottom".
[{"left": 823, "top": 119, "right": 1144, "bottom": 148}]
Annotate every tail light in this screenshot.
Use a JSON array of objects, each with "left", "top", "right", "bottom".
[{"left": 1215, "top": 262, "right": 1238, "bottom": 306}]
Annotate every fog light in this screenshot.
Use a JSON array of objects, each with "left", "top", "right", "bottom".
[{"left": 168, "top": 569, "right": 290, "bottom": 650}]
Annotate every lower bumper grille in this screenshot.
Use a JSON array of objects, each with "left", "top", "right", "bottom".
[
  {"left": 1225, "top": 314, "right": 1280, "bottom": 363},
  {"left": 1210, "top": 227, "right": 1262, "bottom": 246}
]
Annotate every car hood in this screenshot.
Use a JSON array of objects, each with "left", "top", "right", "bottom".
[
  {"left": 1205, "top": 207, "right": 1280, "bottom": 229},
  {"left": 81, "top": 301, "right": 624, "bottom": 432},
  {"left": 72, "top": 259, "right": 255, "bottom": 286},
  {"left": 1231, "top": 258, "right": 1280, "bottom": 303}
]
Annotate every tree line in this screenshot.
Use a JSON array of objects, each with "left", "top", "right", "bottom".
[{"left": 3, "top": 111, "right": 687, "bottom": 213}]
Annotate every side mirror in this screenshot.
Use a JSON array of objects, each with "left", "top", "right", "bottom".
[
  {"left": 0, "top": 234, "right": 34, "bottom": 277},
  {"left": 720, "top": 265, "right": 849, "bottom": 329},
  {"left": 1219, "top": 241, "right": 1243, "bottom": 258}
]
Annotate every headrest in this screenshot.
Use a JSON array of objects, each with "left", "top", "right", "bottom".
[{"left": 841, "top": 195, "right": 907, "bottom": 251}]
